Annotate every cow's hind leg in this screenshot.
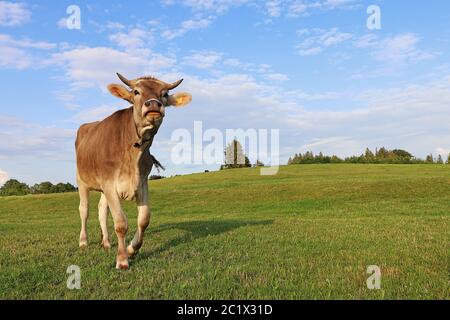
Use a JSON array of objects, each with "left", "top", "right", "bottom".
[
  {"left": 127, "top": 182, "right": 150, "bottom": 258},
  {"left": 104, "top": 190, "right": 129, "bottom": 270},
  {"left": 98, "top": 193, "right": 111, "bottom": 250},
  {"left": 78, "top": 185, "right": 89, "bottom": 248}
]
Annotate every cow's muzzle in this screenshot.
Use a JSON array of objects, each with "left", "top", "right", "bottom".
[
  {"left": 144, "top": 98, "right": 162, "bottom": 108},
  {"left": 142, "top": 99, "right": 163, "bottom": 119}
]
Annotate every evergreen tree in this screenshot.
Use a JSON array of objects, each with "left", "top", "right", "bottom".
[
  {"left": 377, "top": 147, "right": 389, "bottom": 159},
  {"left": 221, "top": 139, "right": 251, "bottom": 169},
  {"left": 365, "top": 148, "right": 375, "bottom": 161}
]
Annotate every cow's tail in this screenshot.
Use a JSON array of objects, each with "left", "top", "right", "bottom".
[{"left": 150, "top": 154, "right": 165, "bottom": 173}]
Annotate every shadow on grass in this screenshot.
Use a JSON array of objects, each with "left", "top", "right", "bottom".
[{"left": 134, "top": 219, "right": 273, "bottom": 262}]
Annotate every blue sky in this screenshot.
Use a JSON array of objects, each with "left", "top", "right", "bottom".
[{"left": 1, "top": 0, "right": 450, "bottom": 185}]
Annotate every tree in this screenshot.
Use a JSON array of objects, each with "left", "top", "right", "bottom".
[
  {"left": 35, "top": 181, "right": 54, "bottom": 194},
  {"left": 287, "top": 147, "right": 431, "bottom": 165},
  {"left": 1, "top": 179, "right": 76, "bottom": 196},
  {"left": 0, "top": 179, "right": 30, "bottom": 196},
  {"left": 376, "top": 147, "right": 389, "bottom": 159},
  {"left": 66, "top": 183, "right": 77, "bottom": 192},
  {"left": 447, "top": 154, "right": 450, "bottom": 164},
  {"left": 392, "top": 149, "right": 413, "bottom": 159},
  {"left": 364, "top": 148, "right": 375, "bottom": 161},
  {"left": 221, "top": 139, "right": 251, "bottom": 169},
  {"left": 436, "top": 154, "right": 444, "bottom": 164},
  {"left": 54, "top": 182, "right": 77, "bottom": 193}
]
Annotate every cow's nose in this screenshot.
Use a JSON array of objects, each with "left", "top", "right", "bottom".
[{"left": 145, "top": 100, "right": 162, "bottom": 108}]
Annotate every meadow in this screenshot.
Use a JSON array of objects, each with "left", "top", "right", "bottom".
[{"left": 0, "top": 164, "right": 449, "bottom": 299}]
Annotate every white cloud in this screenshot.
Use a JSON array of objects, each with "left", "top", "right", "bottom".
[
  {"left": 0, "top": 114, "right": 75, "bottom": 160},
  {"left": 435, "top": 147, "right": 450, "bottom": 159},
  {"left": 106, "top": 21, "right": 126, "bottom": 30},
  {"left": 0, "top": 34, "right": 56, "bottom": 50},
  {"left": 223, "top": 58, "right": 244, "bottom": 68},
  {"left": 183, "top": 73, "right": 263, "bottom": 101},
  {"left": 183, "top": 50, "right": 222, "bottom": 69},
  {"left": 166, "top": 0, "right": 249, "bottom": 14},
  {"left": 0, "top": 1, "right": 31, "bottom": 26},
  {"left": 53, "top": 91, "right": 80, "bottom": 110},
  {"left": 0, "top": 169, "right": 8, "bottom": 185},
  {"left": 50, "top": 47, "right": 176, "bottom": 89},
  {"left": 264, "top": 73, "right": 289, "bottom": 81},
  {"left": 162, "top": 17, "right": 213, "bottom": 40},
  {"left": 298, "top": 46, "right": 322, "bottom": 56},
  {"left": 297, "top": 28, "right": 352, "bottom": 56},
  {"left": 57, "top": 17, "right": 67, "bottom": 29},
  {"left": 323, "top": 0, "right": 356, "bottom": 9},
  {"left": 157, "top": 0, "right": 248, "bottom": 37},
  {"left": 109, "top": 28, "right": 153, "bottom": 49},
  {"left": 300, "top": 136, "right": 350, "bottom": 150},
  {"left": 72, "top": 104, "right": 120, "bottom": 123},
  {"left": 266, "top": 0, "right": 282, "bottom": 17},
  {"left": 0, "top": 34, "right": 56, "bottom": 70},
  {"left": 355, "top": 33, "right": 435, "bottom": 64},
  {"left": 287, "top": 1, "right": 310, "bottom": 17},
  {"left": 269, "top": 0, "right": 358, "bottom": 18},
  {"left": 0, "top": 45, "right": 31, "bottom": 69}
]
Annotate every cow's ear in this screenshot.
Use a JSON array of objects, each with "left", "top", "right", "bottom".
[
  {"left": 168, "top": 92, "right": 192, "bottom": 107},
  {"left": 107, "top": 84, "right": 132, "bottom": 102}
]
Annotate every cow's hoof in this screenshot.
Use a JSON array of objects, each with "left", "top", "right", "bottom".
[
  {"left": 115, "top": 260, "right": 129, "bottom": 270},
  {"left": 101, "top": 240, "right": 111, "bottom": 250},
  {"left": 126, "top": 245, "right": 138, "bottom": 258},
  {"left": 79, "top": 241, "right": 88, "bottom": 249}
]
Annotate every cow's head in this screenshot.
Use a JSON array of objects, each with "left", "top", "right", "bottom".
[{"left": 107, "top": 73, "right": 192, "bottom": 132}]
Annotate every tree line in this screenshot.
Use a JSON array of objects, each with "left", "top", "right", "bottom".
[
  {"left": 0, "top": 179, "right": 77, "bottom": 197},
  {"left": 288, "top": 147, "right": 450, "bottom": 165}
]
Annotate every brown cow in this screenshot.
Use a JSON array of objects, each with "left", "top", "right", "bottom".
[{"left": 75, "top": 73, "right": 192, "bottom": 269}]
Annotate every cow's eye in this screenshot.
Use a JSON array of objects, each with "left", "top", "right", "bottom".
[
  {"left": 163, "top": 92, "right": 169, "bottom": 98},
  {"left": 134, "top": 90, "right": 140, "bottom": 95}
]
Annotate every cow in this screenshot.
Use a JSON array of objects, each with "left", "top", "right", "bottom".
[{"left": 75, "top": 73, "right": 192, "bottom": 269}]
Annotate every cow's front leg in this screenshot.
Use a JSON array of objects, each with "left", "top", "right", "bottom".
[
  {"left": 104, "top": 190, "right": 129, "bottom": 270},
  {"left": 127, "top": 182, "right": 150, "bottom": 258}
]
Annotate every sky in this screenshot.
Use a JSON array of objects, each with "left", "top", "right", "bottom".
[{"left": 0, "top": 0, "right": 450, "bottom": 185}]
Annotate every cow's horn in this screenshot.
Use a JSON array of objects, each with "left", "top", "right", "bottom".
[
  {"left": 166, "top": 79, "right": 183, "bottom": 90},
  {"left": 117, "top": 73, "right": 133, "bottom": 87}
]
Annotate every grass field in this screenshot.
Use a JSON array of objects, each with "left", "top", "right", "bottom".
[{"left": 0, "top": 164, "right": 449, "bottom": 299}]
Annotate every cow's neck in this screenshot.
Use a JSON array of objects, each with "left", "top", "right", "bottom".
[
  {"left": 118, "top": 109, "right": 156, "bottom": 187},
  {"left": 131, "top": 108, "right": 158, "bottom": 149}
]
